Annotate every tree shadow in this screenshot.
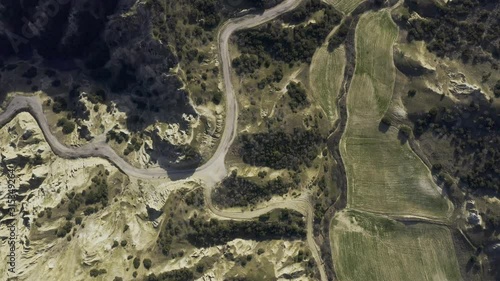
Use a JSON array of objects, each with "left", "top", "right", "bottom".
[
  {"left": 378, "top": 122, "right": 390, "bottom": 133},
  {"left": 148, "top": 132, "right": 201, "bottom": 179},
  {"left": 397, "top": 130, "right": 409, "bottom": 144}
]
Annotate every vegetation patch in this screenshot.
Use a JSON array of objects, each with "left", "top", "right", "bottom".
[
  {"left": 186, "top": 210, "right": 306, "bottom": 248},
  {"left": 144, "top": 268, "right": 194, "bottom": 281},
  {"left": 56, "top": 118, "right": 76, "bottom": 135},
  {"left": 310, "top": 45, "right": 346, "bottom": 123},
  {"left": 157, "top": 189, "right": 305, "bottom": 257},
  {"left": 327, "top": 17, "right": 352, "bottom": 51},
  {"left": 403, "top": 0, "right": 500, "bottom": 63},
  {"left": 239, "top": 129, "right": 324, "bottom": 170},
  {"left": 330, "top": 210, "right": 462, "bottom": 281},
  {"left": 286, "top": 82, "right": 310, "bottom": 111},
  {"left": 342, "top": 127, "right": 451, "bottom": 217},
  {"left": 212, "top": 172, "right": 293, "bottom": 207},
  {"left": 235, "top": 0, "right": 342, "bottom": 64},
  {"left": 410, "top": 98, "right": 499, "bottom": 193}
]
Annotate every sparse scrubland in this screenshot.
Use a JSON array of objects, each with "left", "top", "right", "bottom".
[
  {"left": 231, "top": 0, "right": 343, "bottom": 108},
  {"left": 2, "top": 0, "right": 500, "bottom": 280},
  {"left": 392, "top": 1, "right": 500, "bottom": 278},
  {"left": 235, "top": 0, "right": 342, "bottom": 65},
  {"left": 158, "top": 189, "right": 305, "bottom": 255}
]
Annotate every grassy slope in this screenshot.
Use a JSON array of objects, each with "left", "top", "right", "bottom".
[
  {"left": 309, "top": 45, "right": 346, "bottom": 125},
  {"left": 324, "top": 0, "right": 366, "bottom": 14},
  {"left": 340, "top": 11, "right": 451, "bottom": 219},
  {"left": 330, "top": 210, "right": 462, "bottom": 281}
]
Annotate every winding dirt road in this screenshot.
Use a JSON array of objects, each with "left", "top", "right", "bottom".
[
  {"left": 0, "top": 0, "right": 329, "bottom": 280},
  {"left": 0, "top": 0, "right": 306, "bottom": 186}
]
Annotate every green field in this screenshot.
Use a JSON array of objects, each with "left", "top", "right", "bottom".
[
  {"left": 324, "top": 0, "right": 366, "bottom": 14},
  {"left": 310, "top": 45, "right": 346, "bottom": 124},
  {"left": 331, "top": 211, "right": 463, "bottom": 281},
  {"left": 340, "top": 11, "right": 451, "bottom": 218}
]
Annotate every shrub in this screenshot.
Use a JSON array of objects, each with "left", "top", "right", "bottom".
[
  {"left": 62, "top": 121, "right": 75, "bottom": 134},
  {"left": 399, "top": 125, "right": 412, "bottom": 137},
  {"left": 52, "top": 97, "right": 67, "bottom": 113},
  {"left": 212, "top": 91, "right": 222, "bottom": 105},
  {"left": 287, "top": 82, "right": 309, "bottom": 111},
  {"left": 133, "top": 257, "right": 140, "bottom": 269},
  {"left": 328, "top": 18, "right": 351, "bottom": 51},
  {"left": 90, "top": 269, "right": 99, "bottom": 277},
  {"left": 88, "top": 89, "right": 106, "bottom": 104},
  {"left": 494, "top": 80, "right": 500, "bottom": 98},
  {"left": 381, "top": 116, "right": 392, "bottom": 126},
  {"left": 57, "top": 118, "right": 76, "bottom": 134},
  {"left": 143, "top": 258, "right": 152, "bottom": 269}
]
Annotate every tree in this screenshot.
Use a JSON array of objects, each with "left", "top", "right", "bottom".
[
  {"left": 494, "top": 80, "right": 500, "bottom": 98},
  {"left": 381, "top": 116, "right": 392, "bottom": 126},
  {"left": 399, "top": 125, "right": 412, "bottom": 137},
  {"left": 212, "top": 91, "right": 222, "bottom": 105},
  {"left": 90, "top": 269, "right": 99, "bottom": 277},
  {"left": 52, "top": 97, "right": 67, "bottom": 113},
  {"left": 133, "top": 257, "right": 140, "bottom": 269},
  {"left": 143, "top": 258, "right": 152, "bottom": 269},
  {"left": 287, "top": 82, "right": 310, "bottom": 110},
  {"left": 57, "top": 118, "right": 76, "bottom": 134}
]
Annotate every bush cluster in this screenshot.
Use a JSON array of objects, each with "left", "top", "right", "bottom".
[
  {"left": 239, "top": 129, "right": 324, "bottom": 170},
  {"left": 213, "top": 173, "right": 292, "bottom": 207},
  {"left": 287, "top": 82, "right": 310, "bottom": 111},
  {"left": 236, "top": 0, "right": 342, "bottom": 64},
  {"left": 411, "top": 99, "right": 499, "bottom": 192},
  {"left": 404, "top": 0, "right": 500, "bottom": 61}
]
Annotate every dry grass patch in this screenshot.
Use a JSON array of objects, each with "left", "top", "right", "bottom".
[
  {"left": 324, "top": 0, "right": 366, "bottom": 15},
  {"left": 310, "top": 45, "right": 346, "bottom": 124},
  {"left": 331, "top": 210, "right": 463, "bottom": 281}
]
